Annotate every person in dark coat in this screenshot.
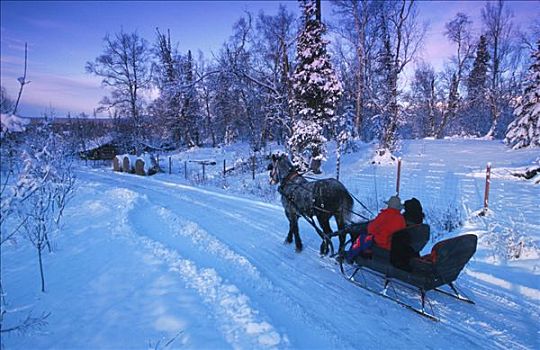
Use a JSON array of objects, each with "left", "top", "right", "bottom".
[
  {"left": 403, "top": 197, "right": 424, "bottom": 226},
  {"left": 391, "top": 197, "right": 426, "bottom": 271}
]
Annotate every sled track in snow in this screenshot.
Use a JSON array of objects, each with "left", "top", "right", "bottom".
[
  {"left": 102, "top": 186, "right": 284, "bottom": 349},
  {"left": 79, "top": 169, "right": 361, "bottom": 349}
]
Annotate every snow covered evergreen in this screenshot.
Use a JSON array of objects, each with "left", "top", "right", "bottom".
[
  {"left": 505, "top": 41, "right": 540, "bottom": 149},
  {"left": 181, "top": 50, "right": 202, "bottom": 147},
  {"left": 466, "top": 35, "right": 491, "bottom": 135},
  {"left": 150, "top": 29, "right": 185, "bottom": 148},
  {"left": 289, "top": 0, "right": 342, "bottom": 173}
]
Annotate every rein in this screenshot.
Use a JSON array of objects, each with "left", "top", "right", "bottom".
[{"left": 294, "top": 174, "right": 372, "bottom": 221}]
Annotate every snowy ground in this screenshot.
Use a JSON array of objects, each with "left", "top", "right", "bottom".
[{"left": 2, "top": 139, "right": 539, "bottom": 349}]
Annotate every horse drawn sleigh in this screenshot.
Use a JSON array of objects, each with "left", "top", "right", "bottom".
[{"left": 268, "top": 153, "right": 478, "bottom": 321}]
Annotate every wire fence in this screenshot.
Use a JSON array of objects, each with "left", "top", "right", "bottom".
[{"left": 91, "top": 149, "right": 502, "bottom": 243}]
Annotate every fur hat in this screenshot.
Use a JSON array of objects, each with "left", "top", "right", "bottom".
[{"left": 385, "top": 195, "right": 403, "bottom": 210}]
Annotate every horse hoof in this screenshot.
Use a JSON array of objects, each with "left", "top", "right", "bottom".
[
  {"left": 284, "top": 238, "right": 293, "bottom": 245},
  {"left": 295, "top": 244, "right": 303, "bottom": 252}
]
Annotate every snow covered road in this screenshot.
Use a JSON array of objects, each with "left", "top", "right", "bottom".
[{"left": 2, "top": 157, "right": 539, "bottom": 349}]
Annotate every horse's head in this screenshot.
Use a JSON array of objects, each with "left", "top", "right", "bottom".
[{"left": 268, "top": 153, "right": 294, "bottom": 185}]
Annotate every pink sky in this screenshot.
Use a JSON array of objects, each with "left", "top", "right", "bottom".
[{"left": 1, "top": 1, "right": 538, "bottom": 117}]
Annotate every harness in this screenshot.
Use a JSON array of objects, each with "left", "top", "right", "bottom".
[
  {"left": 275, "top": 168, "right": 335, "bottom": 254},
  {"left": 283, "top": 171, "right": 372, "bottom": 221},
  {"left": 304, "top": 174, "right": 374, "bottom": 219},
  {"left": 271, "top": 159, "right": 373, "bottom": 255}
]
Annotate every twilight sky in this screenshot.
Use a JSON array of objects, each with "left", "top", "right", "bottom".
[{"left": 1, "top": 0, "right": 538, "bottom": 117}]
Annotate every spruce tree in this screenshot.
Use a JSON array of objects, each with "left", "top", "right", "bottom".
[
  {"left": 182, "top": 50, "right": 201, "bottom": 147},
  {"left": 466, "top": 35, "right": 490, "bottom": 135},
  {"left": 152, "top": 29, "right": 183, "bottom": 147},
  {"left": 288, "top": 0, "right": 342, "bottom": 173},
  {"left": 505, "top": 41, "right": 540, "bottom": 149},
  {"left": 467, "top": 35, "right": 490, "bottom": 102}
]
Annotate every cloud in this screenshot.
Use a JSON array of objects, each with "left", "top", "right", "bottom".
[
  {"left": 1, "top": 68, "right": 105, "bottom": 115},
  {"left": 0, "top": 54, "right": 25, "bottom": 66},
  {"left": 0, "top": 36, "right": 28, "bottom": 52},
  {"left": 23, "top": 17, "right": 69, "bottom": 30}
]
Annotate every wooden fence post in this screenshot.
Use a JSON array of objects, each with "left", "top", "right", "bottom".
[
  {"left": 202, "top": 163, "right": 206, "bottom": 182},
  {"left": 396, "top": 157, "right": 402, "bottom": 196},
  {"left": 252, "top": 156, "right": 256, "bottom": 180},
  {"left": 168, "top": 156, "right": 172, "bottom": 175},
  {"left": 223, "top": 159, "right": 226, "bottom": 177},
  {"left": 483, "top": 162, "right": 491, "bottom": 212},
  {"left": 184, "top": 161, "right": 187, "bottom": 180}
]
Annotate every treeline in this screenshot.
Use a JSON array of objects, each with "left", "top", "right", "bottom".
[{"left": 81, "top": 0, "right": 538, "bottom": 157}]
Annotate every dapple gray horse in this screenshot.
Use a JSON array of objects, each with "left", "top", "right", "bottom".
[{"left": 268, "top": 153, "right": 353, "bottom": 255}]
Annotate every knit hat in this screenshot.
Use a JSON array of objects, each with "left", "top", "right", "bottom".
[{"left": 385, "top": 195, "right": 403, "bottom": 210}]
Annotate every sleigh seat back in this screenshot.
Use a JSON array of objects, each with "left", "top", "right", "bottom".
[{"left": 408, "top": 234, "right": 478, "bottom": 290}]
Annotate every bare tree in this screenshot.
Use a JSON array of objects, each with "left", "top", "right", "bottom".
[
  {"left": 86, "top": 30, "right": 151, "bottom": 153},
  {"left": 435, "top": 12, "right": 474, "bottom": 138},
  {"left": 196, "top": 53, "right": 218, "bottom": 147},
  {"left": 18, "top": 122, "right": 76, "bottom": 293},
  {"left": 482, "top": 0, "right": 514, "bottom": 138},
  {"left": 375, "top": 0, "right": 426, "bottom": 151},
  {"left": 517, "top": 19, "right": 540, "bottom": 53},
  {"left": 0, "top": 57, "right": 63, "bottom": 334},
  {"left": 12, "top": 43, "right": 30, "bottom": 115},
  {"left": 255, "top": 5, "right": 297, "bottom": 144},
  {"left": 332, "top": 0, "right": 377, "bottom": 140},
  {"left": 410, "top": 62, "right": 439, "bottom": 137}
]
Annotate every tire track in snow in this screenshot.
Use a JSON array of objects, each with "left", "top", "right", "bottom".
[
  {"left": 156, "top": 206, "right": 264, "bottom": 280},
  {"left": 103, "top": 187, "right": 284, "bottom": 349},
  {"left": 134, "top": 196, "right": 359, "bottom": 349},
  {"left": 137, "top": 237, "right": 283, "bottom": 349}
]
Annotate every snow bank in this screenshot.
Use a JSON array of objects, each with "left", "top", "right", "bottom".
[
  {"left": 371, "top": 148, "right": 398, "bottom": 165},
  {"left": 1, "top": 113, "right": 29, "bottom": 134}
]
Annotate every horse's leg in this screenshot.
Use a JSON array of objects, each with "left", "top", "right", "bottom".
[
  {"left": 284, "top": 221, "right": 293, "bottom": 244},
  {"left": 335, "top": 213, "right": 347, "bottom": 254},
  {"left": 317, "top": 214, "right": 333, "bottom": 256},
  {"left": 293, "top": 217, "right": 303, "bottom": 252},
  {"left": 284, "top": 210, "right": 294, "bottom": 245},
  {"left": 286, "top": 210, "right": 302, "bottom": 252}
]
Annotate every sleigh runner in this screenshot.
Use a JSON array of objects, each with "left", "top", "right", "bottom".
[{"left": 336, "top": 224, "right": 477, "bottom": 321}]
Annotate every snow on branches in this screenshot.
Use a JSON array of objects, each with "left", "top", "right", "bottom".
[
  {"left": 287, "top": 119, "right": 327, "bottom": 172},
  {"left": 1, "top": 113, "right": 29, "bottom": 137},
  {"left": 288, "top": 0, "right": 342, "bottom": 173},
  {"left": 505, "top": 41, "right": 540, "bottom": 149}
]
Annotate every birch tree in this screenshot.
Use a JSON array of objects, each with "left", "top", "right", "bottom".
[
  {"left": 435, "top": 12, "right": 474, "bottom": 138},
  {"left": 332, "top": 0, "right": 377, "bottom": 140},
  {"left": 375, "top": 0, "right": 425, "bottom": 152},
  {"left": 482, "top": 0, "right": 514, "bottom": 138},
  {"left": 86, "top": 30, "right": 151, "bottom": 153}
]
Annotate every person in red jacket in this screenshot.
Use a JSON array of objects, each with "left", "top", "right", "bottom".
[
  {"left": 368, "top": 196, "right": 406, "bottom": 250},
  {"left": 343, "top": 196, "right": 406, "bottom": 263}
]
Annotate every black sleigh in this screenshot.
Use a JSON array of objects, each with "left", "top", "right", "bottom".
[{"left": 337, "top": 223, "right": 478, "bottom": 321}]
